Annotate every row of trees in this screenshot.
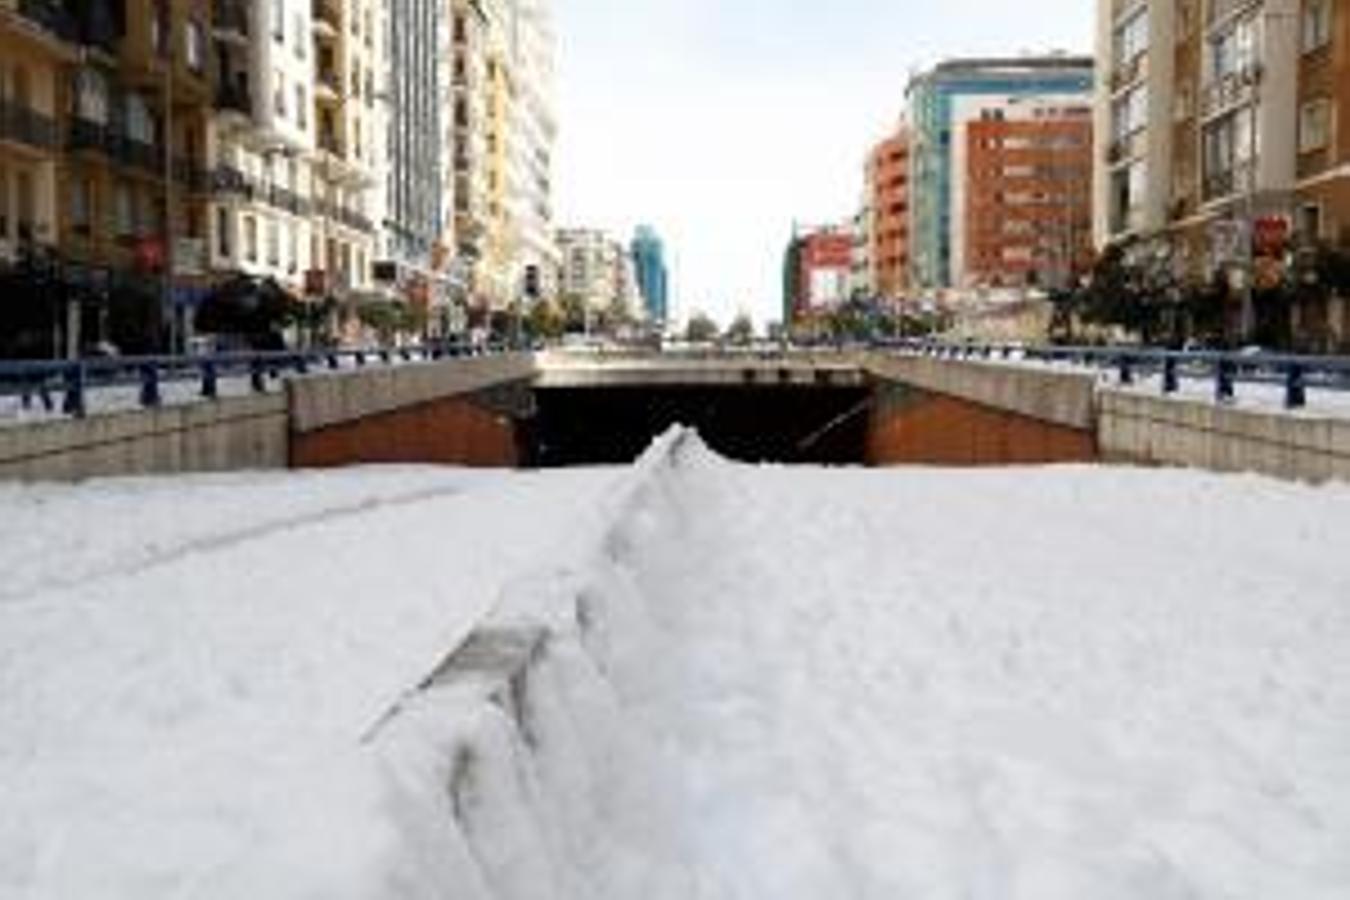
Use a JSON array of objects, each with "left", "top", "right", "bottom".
[{"left": 1049, "top": 239, "right": 1350, "bottom": 351}]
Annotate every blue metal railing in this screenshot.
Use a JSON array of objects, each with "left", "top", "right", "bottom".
[
  {"left": 874, "top": 338, "right": 1350, "bottom": 411},
  {"left": 5, "top": 337, "right": 1350, "bottom": 421},
  {"left": 0, "top": 339, "right": 519, "bottom": 420}
]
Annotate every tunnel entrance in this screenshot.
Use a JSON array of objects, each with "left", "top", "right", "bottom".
[{"left": 526, "top": 385, "right": 872, "bottom": 467}]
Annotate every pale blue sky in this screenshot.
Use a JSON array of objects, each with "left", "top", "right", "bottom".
[{"left": 553, "top": 1, "right": 1095, "bottom": 327}]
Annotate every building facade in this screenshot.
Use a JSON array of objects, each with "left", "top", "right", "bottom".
[
  {"left": 380, "top": 0, "right": 450, "bottom": 328},
  {"left": 789, "top": 224, "right": 853, "bottom": 319},
  {"left": 962, "top": 96, "right": 1094, "bottom": 291},
  {"left": 907, "top": 55, "right": 1094, "bottom": 294},
  {"left": 1094, "top": 0, "right": 1348, "bottom": 347},
  {"left": 630, "top": 224, "right": 668, "bottom": 324},
  {"left": 867, "top": 127, "right": 910, "bottom": 300}
]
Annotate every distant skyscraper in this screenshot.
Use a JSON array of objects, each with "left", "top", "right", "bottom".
[{"left": 630, "top": 225, "right": 669, "bottom": 323}]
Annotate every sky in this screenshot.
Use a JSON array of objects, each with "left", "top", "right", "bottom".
[{"left": 552, "top": 0, "right": 1095, "bottom": 328}]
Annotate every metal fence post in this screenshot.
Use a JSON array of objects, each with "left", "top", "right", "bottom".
[
  {"left": 139, "top": 363, "right": 161, "bottom": 408},
  {"left": 1285, "top": 363, "right": 1307, "bottom": 410}
]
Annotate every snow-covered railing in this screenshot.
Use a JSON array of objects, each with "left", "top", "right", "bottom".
[
  {"left": 0, "top": 339, "right": 521, "bottom": 420},
  {"left": 874, "top": 339, "right": 1350, "bottom": 412}
]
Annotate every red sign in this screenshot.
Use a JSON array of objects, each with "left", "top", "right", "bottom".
[
  {"left": 133, "top": 238, "right": 166, "bottom": 273},
  {"left": 1253, "top": 216, "right": 1289, "bottom": 257}
]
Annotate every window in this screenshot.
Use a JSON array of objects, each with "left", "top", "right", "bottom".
[
  {"left": 364, "top": 6, "right": 373, "bottom": 46},
  {"left": 15, "top": 171, "right": 33, "bottom": 238},
  {"left": 273, "top": 70, "right": 287, "bottom": 118},
  {"left": 1113, "top": 9, "right": 1149, "bottom": 69},
  {"left": 1210, "top": 17, "right": 1256, "bottom": 83},
  {"left": 351, "top": 62, "right": 360, "bottom": 97},
  {"left": 185, "top": 20, "right": 204, "bottom": 72},
  {"left": 73, "top": 68, "right": 109, "bottom": 122},
  {"left": 267, "top": 218, "right": 280, "bottom": 266},
  {"left": 216, "top": 206, "right": 231, "bottom": 257},
  {"left": 1303, "top": 0, "right": 1332, "bottom": 53},
  {"left": 295, "top": 12, "right": 306, "bottom": 58},
  {"left": 0, "top": 166, "right": 9, "bottom": 239},
  {"left": 114, "top": 183, "right": 133, "bottom": 236},
  {"left": 288, "top": 223, "right": 299, "bottom": 273},
  {"left": 1111, "top": 84, "right": 1148, "bottom": 143},
  {"left": 296, "top": 84, "right": 307, "bottom": 129},
  {"left": 1298, "top": 204, "right": 1323, "bottom": 242},
  {"left": 69, "top": 179, "right": 92, "bottom": 232},
  {"left": 1299, "top": 99, "right": 1331, "bottom": 153},
  {"left": 125, "top": 93, "right": 154, "bottom": 145},
  {"left": 244, "top": 214, "right": 258, "bottom": 261},
  {"left": 272, "top": 0, "right": 284, "bottom": 42}
]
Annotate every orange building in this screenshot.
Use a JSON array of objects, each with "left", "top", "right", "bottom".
[
  {"left": 964, "top": 103, "right": 1093, "bottom": 291},
  {"left": 867, "top": 128, "right": 909, "bottom": 300}
]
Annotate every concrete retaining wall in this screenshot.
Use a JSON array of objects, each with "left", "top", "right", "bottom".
[
  {"left": 289, "top": 354, "right": 536, "bottom": 434},
  {"left": 864, "top": 354, "right": 1097, "bottom": 431},
  {"left": 1099, "top": 390, "right": 1350, "bottom": 483},
  {"left": 0, "top": 393, "right": 288, "bottom": 481}
]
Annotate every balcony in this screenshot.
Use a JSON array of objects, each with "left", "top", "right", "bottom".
[
  {"left": 211, "top": 164, "right": 252, "bottom": 196},
  {"left": 10, "top": 0, "right": 79, "bottom": 43},
  {"left": 267, "top": 184, "right": 309, "bottom": 216},
  {"left": 214, "top": 80, "right": 252, "bottom": 118},
  {"left": 1200, "top": 66, "right": 1261, "bottom": 120},
  {"left": 316, "top": 68, "right": 342, "bottom": 100},
  {"left": 0, "top": 97, "right": 59, "bottom": 152},
  {"left": 312, "top": 0, "right": 339, "bottom": 35},
  {"left": 212, "top": 0, "right": 250, "bottom": 42}
]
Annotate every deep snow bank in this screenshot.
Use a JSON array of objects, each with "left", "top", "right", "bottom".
[{"left": 371, "top": 430, "right": 1350, "bottom": 899}]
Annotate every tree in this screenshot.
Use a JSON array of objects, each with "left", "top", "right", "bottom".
[
  {"left": 724, "top": 313, "right": 754, "bottom": 345},
  {"left": 685, "top": 311, "right": 718, "bottom": 343},
  {"left": 527, "top": 299, "right": 566, "bottom": 339},
  {"left": 559, "top": 293, "right": 587, "bottom": 333}
]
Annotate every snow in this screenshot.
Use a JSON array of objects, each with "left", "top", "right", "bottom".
[{"left": 3, "top": 437, "right": 1350, "bottom": 898}]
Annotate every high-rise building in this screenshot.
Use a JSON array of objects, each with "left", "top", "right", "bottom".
[
  {"left": 379, "top": 0, "right": 450, "bottom": 328},
  {"left": 907, "top": 55, "right": 1094, "bottom": 294},
  {"left": 962, "top": 96, "right": 1093, "bottom": 291},
  {"left": 556, "top": 225, "right": 634, "bottom": 319},
  {"left": 1093, "top": 0, "right": 1347, "bottom": 346},
  {"left": 450, "top": 0, "right": 555, "bottom": 314},
  {"left": 630, "top": 225, "right": 668, "bottom": 323},
  {"left": 867, "top": 127, "right": 910, "bottom": 300}
]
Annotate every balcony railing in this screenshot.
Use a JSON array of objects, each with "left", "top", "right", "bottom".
[
  {"left": 1200, "top": 65, "right": 1261, "bottom": 119},
  {"left": 14, "top": 0, "right": 79, "bottom": 41},
  {"left": 212, "top": 164, "right": 251, "bottom": 196},
  {"left": 214, "top": 81, "right": 252, "bottom": 116},
  {"left": 312, "top": 0, "right": 339, "bottom": 31},
  {"left": 0, "top": 97, "right": 59, "bottom": 151},
  {"left": 268, "top": 184, "right": 309, "bottom": 216},
  {"left": 316, "top": 68, "right": 341, "bottom": 96}
]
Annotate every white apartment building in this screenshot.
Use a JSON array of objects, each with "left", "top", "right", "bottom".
[
  {"left": 556, "top": 226, "right": 633, "bottom": 315},
  {"left": 209, "top": 0, "right": 318, "bottom": 290}
]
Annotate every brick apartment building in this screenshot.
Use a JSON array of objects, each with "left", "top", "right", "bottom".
[
  {"left": 964, "top": 99, "right": 1094, "bottom": 291},
  {"left": 867, "top": 128, "right": 910, "bottom": 300}
]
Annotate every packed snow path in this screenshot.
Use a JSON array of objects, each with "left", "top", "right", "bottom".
[{"left": 2, "top": 436, "right": 1349, "bottom": 898}]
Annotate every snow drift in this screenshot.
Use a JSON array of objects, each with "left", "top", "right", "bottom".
[{"left": 3, "top": 430, "right": 1349, "bottom": 898}]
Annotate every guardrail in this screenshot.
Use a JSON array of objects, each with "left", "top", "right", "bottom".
[
  {"left": 877, "top": 339, "right": 1350, "bottom": 411},
  {"left": 0, "top": 340, "right": 520, "bottom": 420},
  {"left": 6, "top": 339, "right": 1350, "bottom": 422}
]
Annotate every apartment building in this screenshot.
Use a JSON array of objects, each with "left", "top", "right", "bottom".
[
  {"left": 1095, "top": 0, "right": 1347, "bottom": 344},
  {"left": 556, "top": 226, "right": 635, "bottom": 317},
  {"left": 308, "top": 0, "right": 381, "bottom": 300},
  {"left": 962, "top": 97, "right": 1094, "bottom": 291},
  {"left": 209, "top": 0, "right": 316, "bottom": 294},
  {"left": 511, "top": 0, "right": 558, "bottom": 305},
  {"left": 0, "top": 0, "right": 71, "bottom": 261},
  {"left": 1294, "top": 0, "right": 1349, "bottom": 249},
  {"left": 867, "top": 127, "right": 910, "bottom": 300},
  {"left": 906, "top": 55, "right": 1094, "bottom": 294}
]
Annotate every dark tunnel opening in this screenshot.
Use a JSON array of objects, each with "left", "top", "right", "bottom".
[{"left": 525, "top": 385, "right": 873, "bottom": 467}]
